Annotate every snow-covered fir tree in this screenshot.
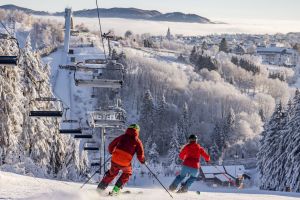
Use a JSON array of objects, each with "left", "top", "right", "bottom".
[
  {"left": 219, "top": 38, "right": 229, "bottom": 53},
  {"left": 257, "top": 102, "right": 285, "bottom": 190},
  {"left": 280, "top": 91, "right": 300, "bottom": 192},
  {"left": 139, "top": 90, "right": 155, "bottom": 140},
  {"left": 0, "top": 37, "right": 87, "bottom": 180},
  {"left": 258, "top": 91, "right": 300, "bottom": 192},
  {"left": 177, "top": 102, "right": 189, "bottom": 146},
  {"left": 167, "top": 124, "right": 180, "bottom": 166},
  {"left": 148, "top": 142, "right": 159, "bottom": 164}
]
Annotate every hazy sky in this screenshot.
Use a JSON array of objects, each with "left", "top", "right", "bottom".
[{"left": 1, "top": 0, "right": 300, "bottom": 20}]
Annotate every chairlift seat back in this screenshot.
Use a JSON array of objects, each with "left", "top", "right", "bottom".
[
  {"left": 0, "top": 56, "right": 18, "bottom": 66},
  {"left": 84, "top": 147, "right": 99, "bottom": 151},
  {"left": 59, "top": 129, "right": 82, "bottom": 134},
  {"left": 29, "top": 111, "right": 63, "bottom": 117},
  {"left": 74, "top": 134, "right": 93, "bottom": 139}
]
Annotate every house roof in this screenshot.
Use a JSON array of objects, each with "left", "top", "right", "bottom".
[{"left": 201, "top": 165, "right": 245, "bottom": 179}]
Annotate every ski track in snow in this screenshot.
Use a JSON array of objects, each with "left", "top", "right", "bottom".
[{"left": 1, "top": 172, "right": 300, "bottom": 200}]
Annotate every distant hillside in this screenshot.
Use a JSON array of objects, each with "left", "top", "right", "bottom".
[
  {"left": 0, "top": 4, "right": 213, "bottom": 24},
  {"left": 151, "top": 12, "right": 211, "bottom": 23},
  {"left": 0, "top": 4, "right": 50, "bottom": 15}
]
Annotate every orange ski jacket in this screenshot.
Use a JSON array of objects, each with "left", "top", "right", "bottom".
[{"left": 109, "top": 128, "right": 145, "bottom": 167}]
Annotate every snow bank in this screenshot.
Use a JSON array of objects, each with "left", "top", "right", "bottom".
[{"left": 1, "top": 171, "right": 300, "bottom": 200}]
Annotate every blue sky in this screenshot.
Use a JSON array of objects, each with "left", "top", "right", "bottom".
[{"left": 1, "top": 0, "right": 299, "bottom": 20}]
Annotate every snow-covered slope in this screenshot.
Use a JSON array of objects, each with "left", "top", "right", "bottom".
[{"left": 1, "top": 172, "right": 299, "bottom": 200}]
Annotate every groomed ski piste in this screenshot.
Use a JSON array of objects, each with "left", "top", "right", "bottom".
[{"left": 1, "top": 171, "right": 300, "bottom": 200}]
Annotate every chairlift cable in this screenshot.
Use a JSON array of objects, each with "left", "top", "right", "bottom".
[
  {"left": 95, "top": 0, "right": 108, "bottom": 62},
  {"left": 0, "top": 20, "right": 12, "bottom": 36}
]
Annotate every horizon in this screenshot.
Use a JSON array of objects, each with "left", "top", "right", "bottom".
[{"left": 0, "top": 0, "right": 300, "bottom": 21}]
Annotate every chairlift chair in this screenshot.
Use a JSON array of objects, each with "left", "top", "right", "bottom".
[
  {"left": 29, "top": 97, "right": 64, "bottom": 118},
  {"left": 75, "top": 79, "right": 123, "bottom": 88},
  {"left": 59, "top": 114, "right": 83, "bottom": 134},
  {"left": 85, "top": 58, "right": 107, "bottom": 64},
  {"left": 83, "top": 147, "right": 99, "bottom": 151},
  {"left": 0, "top": 35, "right": 20, "bottom": 66},
  {"left": 75, "top": 62, "right": 124, "bottom": 88},
  {"left": 74, "top": 134, "right": 93, "bottom": 139},
  {"left": 87, "top": 107, "right": 126, "bottom": 128},
  {"left": 70, "top": 30, "right": 80, "bottom": 36},
  {"left": 91, "top": 163, "right": 100, "bottom": 167},
  {"left": 59, "top": 129, "right": 82, "bottom": 134},
  {"left": 0, "top": 56, "right": 18, "bottom": 66}
]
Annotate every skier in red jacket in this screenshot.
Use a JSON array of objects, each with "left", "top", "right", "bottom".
[
  {"left": 97, "top": 124, "right": 145, "bottom": 195},
  {"left": 169, "top": 134, "right": 210, "bottom": 193}
]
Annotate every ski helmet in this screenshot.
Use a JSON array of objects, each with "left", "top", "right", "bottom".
[
  {"left": 188, "top": 134, "right": 197, "bottom": 141},
  {"left": 128, "top": 124, "right": 140, "bottom": 131}
]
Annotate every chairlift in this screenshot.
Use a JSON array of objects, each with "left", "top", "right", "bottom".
[
  {"left": 74, "top": 134, "right": 93, "bottom": 139},
  {"left": 59, "top": 129, "right": 82, "bottom": 134},
  {"left": 70, "top": 30, "right": 80, "bottom": 36},
  {"left": 75, "top": 79, "right": 123, "bottom": 88},
  {"left": 74, "top": 71, "right": 123, "bottom": 88},
  {"left": 85, "top": 58, "right": 107, "bottom": 64},
  {"left": 0, "top": 37, "right": 20, "bottom": 66},
  {"left": 91, "top": 163, "right": 100, "bottom": 167},
  {"left": 83, "top": 147, "right": 99, "bottom": 151},
  {"left": 60, "top": 60, "right": 124, "bottom": 88},
  {"left": 0, "top": 56, "right": 18, "bottom": 66},
  {"left": 87, "top": 106, "right": 126, "bottom": 128},
  {"left": 29, "top": 97, "right": 64, "bottom": 118}
]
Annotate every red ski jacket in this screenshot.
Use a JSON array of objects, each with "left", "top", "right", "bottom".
[
  {"left": 109, "top": 128, "right": 145, "bottom": 167},
  {"left": 179, "top": 141, "right": 210, "bottom": 169}
]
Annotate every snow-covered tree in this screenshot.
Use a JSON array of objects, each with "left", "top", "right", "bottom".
[
  {"left": 178, "top": 102, "right": 189, "bottom": 146},
  {"left": 219, "top": 38, "right": 229, "bottom": 53},
  {"left": 167, "top": 125, "right": 180, "bottom": 166},
  {"left": 257, "top": 102, "right": 285, "bottom": 190},
  {"left": 0, "top": 37, "right": 87, "bottom": 180},
  {"left": 139, "top": 90, "right": 155, "bottom": 140},
  {"left": 148, "top": 143, "right": 160, "bottom": 164}
]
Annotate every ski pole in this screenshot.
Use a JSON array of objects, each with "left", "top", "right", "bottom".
[
  {"left": 144, "top": 163, "right": 174, "bottom": 199},
  {"left": 80, "top": 156, "right": 111, "bottom": 189}
]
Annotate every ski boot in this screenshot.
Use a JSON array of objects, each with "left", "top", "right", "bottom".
[
  {"left": 97, "top": 182, "right": 108, "bottom": 194},
  {"left": 109, "top": 186, "right": 121, "bottom": 196},
  {"left": 176, "top": 185, "right": 188, "bottom": 193},
  {"left": 169, "top": 183, "right": 177, "bottom": 192}
]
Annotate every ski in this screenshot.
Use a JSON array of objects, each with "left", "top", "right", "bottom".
[{"left": 107, "top": 190, "right": 143, "bottom": 196}]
